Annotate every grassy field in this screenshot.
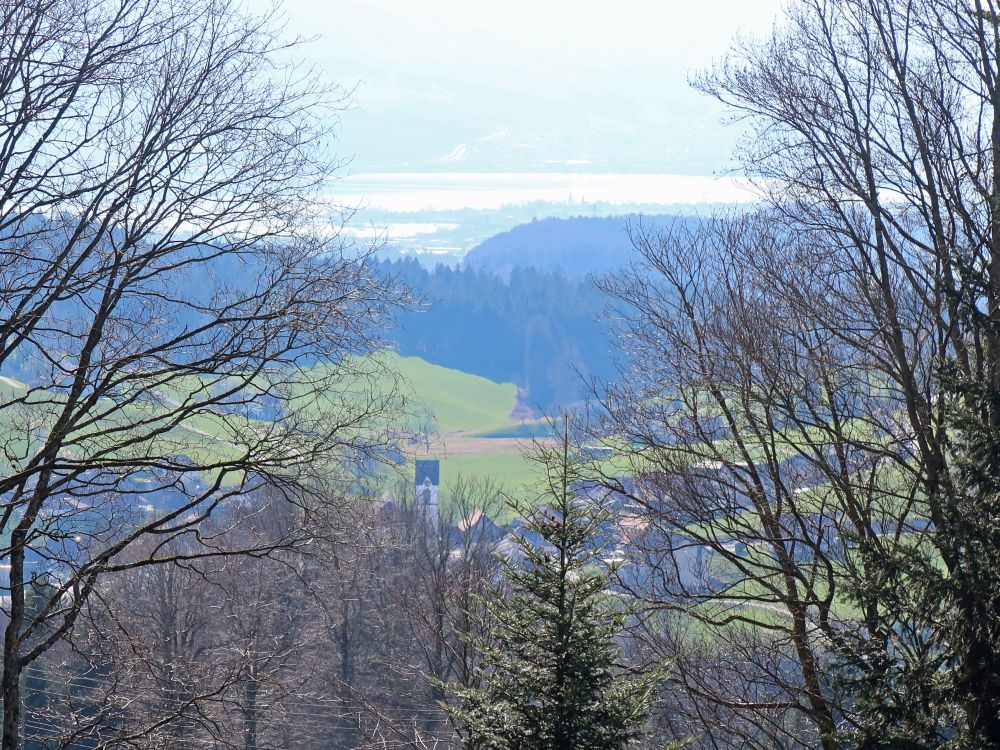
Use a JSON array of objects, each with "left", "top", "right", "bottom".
[
  {"left": 383, "top": 352, "right": 520, "bottom": 433},
  {"left": 373, "top": 352, "right": 551, "bottom": 511},
  {"left": 0, "top": 352, "right": 549, "bottom": 508}
]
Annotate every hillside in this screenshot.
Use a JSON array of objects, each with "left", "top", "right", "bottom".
[
  {"left": 462, "top": 214, "right": 699, "bottom": 278},
  {"left": 377, "top": 352, "right": 546, "bottom": 496},
  {"left": 0, "top": 353, "right": 546, "bottom": 501},
  {"left": 379, "top": 351, "right": 519, "bottom": 433},
  {"left": 379, "top": 258, "right": 615, "bottom": 409}
]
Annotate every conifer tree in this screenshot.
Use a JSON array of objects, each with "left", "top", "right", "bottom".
[
  {"left": 445, "top": 427, "right": 661, "bottom": 750},
  {"left": 829, "top": 360, "right": 1000, "bottom": 749}
]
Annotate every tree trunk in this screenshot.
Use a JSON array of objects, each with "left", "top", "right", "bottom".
[
  {"left": 339, "top": 597, "right": 353, "bottom": 749},
  {"left": 243, "top": 665, "right": 259, "bottom": 750},
  {"left": 2, "top": 528, "right": 26, "bottom": 750}
]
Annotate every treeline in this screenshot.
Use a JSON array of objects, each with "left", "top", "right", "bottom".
[
  {"left": 18, "top": 473, "right": 668, "bottom": 750},
  {"left": 378, "top": 257, "right": 616, "bottom": 410},
  {"left": 18, "top": 483, "right": 500, "bottom": 750}
]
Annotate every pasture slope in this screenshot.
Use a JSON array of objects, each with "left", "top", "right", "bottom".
[
  {"left": 382, "top": 351, "right": 548, "bottom": 505},
  {"left": 0, "top": 353, "right": 548, "bottom": 508}
]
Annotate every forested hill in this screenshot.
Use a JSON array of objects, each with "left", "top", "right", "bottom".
[
  {"left": 378, "top": 257, "right": 614, "bottom": 411},
  {"left": 462, "top": 214, "right": 699, "bottom": 278}
]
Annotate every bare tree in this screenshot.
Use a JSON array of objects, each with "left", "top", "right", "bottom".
[
  {"left": 0, "top": 1, "right": 402, "bottom": 747},
  {"left": 594, "top": 0, "right": 1000, "bottom": 745},
  {"left": 23, "top": 487, "right": 386, "bottom": 750},
  {"left": 600, "top": 219, "right": 820, "bottom": 747},
  {"left": 311, "top": 475, "right": 505, "bottom": 750}
]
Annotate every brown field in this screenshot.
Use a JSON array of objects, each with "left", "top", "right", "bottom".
[{"left": 414, "top": 434, "right": 558, "bottom": 456}]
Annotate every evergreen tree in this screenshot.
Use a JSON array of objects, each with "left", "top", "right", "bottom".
[
  {"left": 831, "top": 362, "right": 1000, "bottom": 749},
  {"left": 932, "top": 370, "right": 1000, "bottom": 747},
  {"left": 445, "top": 428, "right": 661, "bottom": 750},
  {"left": 375, "top": 256, "right": 616, "bottom": 408}
]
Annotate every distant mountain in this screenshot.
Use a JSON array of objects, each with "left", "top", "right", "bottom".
[{"left": 462, "top": 215, "right": 700, "bottom": 278}]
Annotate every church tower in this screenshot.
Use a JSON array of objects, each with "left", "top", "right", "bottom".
[{"left": 415, "top": 459, "right": 440, "bottom": 523}]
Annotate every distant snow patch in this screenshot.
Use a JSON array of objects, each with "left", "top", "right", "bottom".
[{"left": 439, "top": 143, "right": 468, "bottom": 162}]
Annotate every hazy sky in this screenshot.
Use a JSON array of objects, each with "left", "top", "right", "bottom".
[{"left": 265, "top": 0, "right": 786, "bottom": 176}]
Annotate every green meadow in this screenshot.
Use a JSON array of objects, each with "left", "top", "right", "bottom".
[{"left": 0, "top": 352, "right": 549, "bottom": 505}]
